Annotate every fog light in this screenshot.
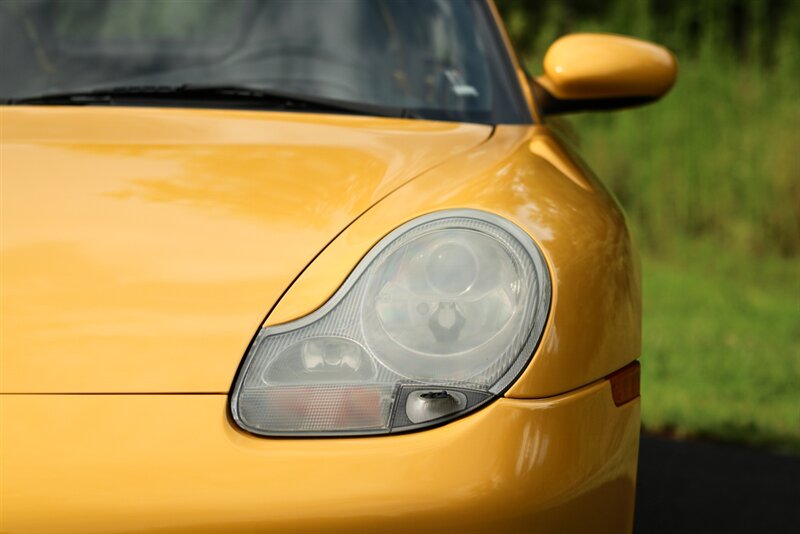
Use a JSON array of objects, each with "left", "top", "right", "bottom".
[{"left": 263, "top": 338, "right": 376, "bottom": 385}]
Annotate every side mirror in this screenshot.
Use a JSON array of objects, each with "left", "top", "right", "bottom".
[{"left": 533, "top": 33, "right": 677, "bottom": 115}]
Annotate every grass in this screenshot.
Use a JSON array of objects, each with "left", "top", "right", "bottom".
[
  {"left": 495, "top": 0, "right": 800, "bottom": 454},
  {"left": 640, "top": 241, "right": 800, "bottom": 454},
  {"left": 570, "top": 58, "right": 800, "bottom": 259}
]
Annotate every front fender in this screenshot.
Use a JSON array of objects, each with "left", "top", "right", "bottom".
[{"left": 264, "top": 125, "right": 641, "bottom": 398}]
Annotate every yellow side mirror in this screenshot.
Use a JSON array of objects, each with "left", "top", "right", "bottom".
[{"left": 534, "top": 33, "right": 677, "bottom": 114}]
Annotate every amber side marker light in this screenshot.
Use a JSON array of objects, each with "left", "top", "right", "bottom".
[{"left": 608, "top": 361, "right": 641, "bottom": 407}]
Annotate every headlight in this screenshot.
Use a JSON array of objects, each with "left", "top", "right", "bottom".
[{"left": 230, "top": 210, "right": 550, "bottom": 436}]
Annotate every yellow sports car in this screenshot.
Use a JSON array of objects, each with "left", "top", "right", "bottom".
[{"left": 0, "top": 1, "right": 675, "bottom": 532}]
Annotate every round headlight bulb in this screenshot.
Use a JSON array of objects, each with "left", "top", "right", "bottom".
[
  {"left": 362, "top": 221, "right": 542, "bottom": 382},
  {"left": 425, "top": 241, "right": 479, "bottom": 295}
]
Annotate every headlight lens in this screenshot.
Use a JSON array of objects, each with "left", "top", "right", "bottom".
[{"left": 231, "top": 210, "right": 550, "bottom": 436}]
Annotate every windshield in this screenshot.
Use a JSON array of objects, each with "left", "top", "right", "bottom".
[{"left": 0, "top": 0, "right": 530, "bottom": 124}]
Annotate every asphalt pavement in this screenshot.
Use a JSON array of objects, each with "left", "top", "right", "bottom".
[{"left": 634, "top": 435, "right": 800, "bottom": 533}]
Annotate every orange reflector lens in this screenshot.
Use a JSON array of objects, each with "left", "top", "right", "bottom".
[
  {"left": 237, "top": 385, "right": 394, "bottom": 434},
  {"left": 608, "top": 361, "right": 640, "bottom": 407}
]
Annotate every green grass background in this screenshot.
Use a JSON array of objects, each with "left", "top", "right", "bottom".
[{"left": 496, "top": 0, "right": 800, "bottom": 453}]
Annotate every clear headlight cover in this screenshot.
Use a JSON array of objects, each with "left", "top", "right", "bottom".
[{"left": 231, "top": 210, "right": 551, "bottom": 436}]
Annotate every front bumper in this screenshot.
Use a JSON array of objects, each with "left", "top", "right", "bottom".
[{"left": 1, "top": 379, "right": 639, "bottom": 533}]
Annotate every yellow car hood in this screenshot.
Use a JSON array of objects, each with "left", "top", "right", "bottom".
[{"left": 0, "top": 107, "right": 490, "bottom": 393}]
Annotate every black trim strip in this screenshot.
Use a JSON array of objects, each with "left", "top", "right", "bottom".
[{"left": 531, "top": 79, "right": 658, "bottom": 115}]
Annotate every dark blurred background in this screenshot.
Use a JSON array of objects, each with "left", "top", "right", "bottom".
[{"left": 496, "top": 0, "right": 799, "bottom": 455}]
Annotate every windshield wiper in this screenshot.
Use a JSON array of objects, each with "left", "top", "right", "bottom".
[{"left": 2, "top": 84, "right": 419, "bottom": 119}]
